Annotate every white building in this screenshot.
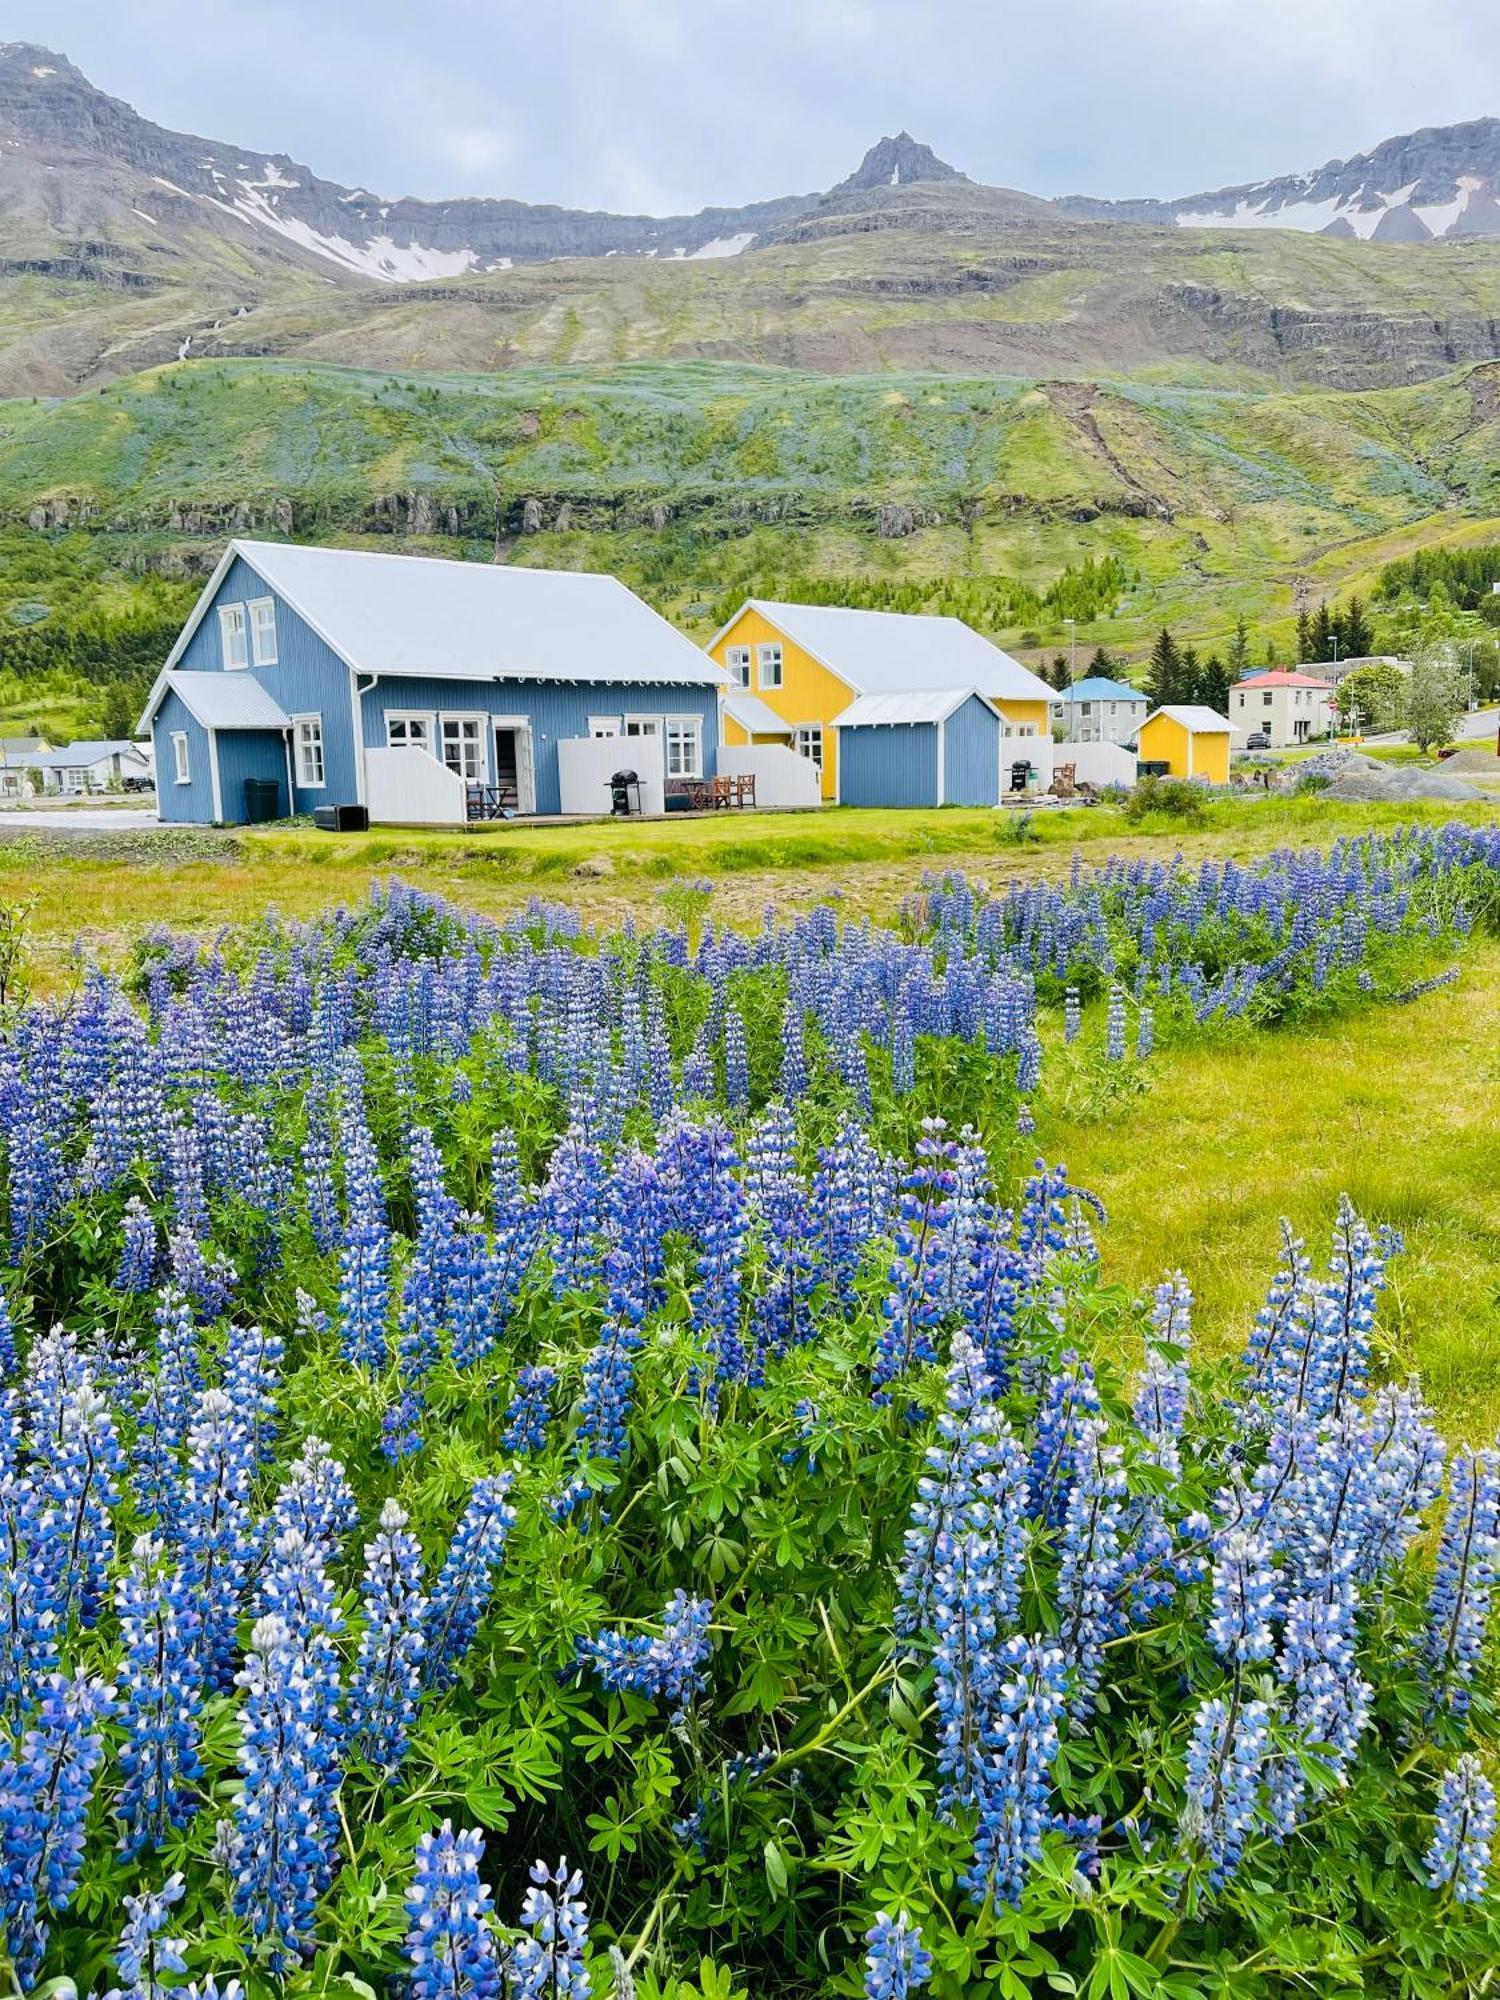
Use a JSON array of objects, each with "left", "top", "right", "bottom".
[
  {"left": 1051, "top": 674, "right": 1149, "bottom": 745},
  {"left": 34, "top": 741, "right": 153, "bottom": 795},
  {"left": 1230, "top": 671, "right": 1336, "bottom": 748}
]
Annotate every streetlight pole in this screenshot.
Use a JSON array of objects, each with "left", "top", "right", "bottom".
[{"left": 1064, "top": 617, "right": 1077, "bottom": 686}]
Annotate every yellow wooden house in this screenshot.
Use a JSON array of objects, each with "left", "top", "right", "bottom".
[
  {"left": 707, "top": 600, "right": 1056, "bottom": 804},
  {"left": 1135, "top": 705, "right": 1233, "bottom": 784}
]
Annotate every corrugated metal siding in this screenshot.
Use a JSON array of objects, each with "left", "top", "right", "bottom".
[
  {"left": 838, "top": 723, "right": 938, "bottom": 808},
  {"left": 216, "top": 730, "right": 290, "bottom": 824},
  {"left": 152, "top": 688, "right": 215, "bottom": 823},
  {"left": 176, "top": 553, "right": 359, "bottom": 809},
  {"left": 942, "top": 695, "right": 1000, "bottom": 806},
  {"left": 361, "top": 677, "right": 720, "bottom": 817}
]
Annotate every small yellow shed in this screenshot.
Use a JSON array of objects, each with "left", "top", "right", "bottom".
[{"left": 1136, "top": 705, "right": 1233, "bottom": 784}]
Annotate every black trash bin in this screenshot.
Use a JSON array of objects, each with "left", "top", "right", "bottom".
[
  {"left": 312, "top": 804, "right": 370, "bottom": 833},
  {"left": 243, "top": 777, "right": 282, "bottom": 823},
  {"left": 609, "top": 769, "right": 641, "bottom": 816}
]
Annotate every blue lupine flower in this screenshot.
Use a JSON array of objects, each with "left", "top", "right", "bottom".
[
  {"left": 178, "top": 1387, "right": 255, "bottom": 1686},
  {"left": 405, "top": 1821, "right": 500, "bottom": 1999},
  {"left": 863, "top": 1911, "right": 932, "bottom": 1999},
  {"left": 222, "top": 1322, "right": 285, "bottom": 1472},
  {"left": 338, "top": 1110, "right": 390, "bottom": 1369},
  {"left": 426, "top": 1475, "right": 517, "bottom": 1690},
  {"left": 1208, "top": 1529, "right": 1277, "bottom": 1668},
  {"left": 1426, "top": 1444, "right": 1500, "bottom": 1714},
  {"left": 1105, "top": 986, "right": 1126, "bottom": 1061},
  {"left": 506, "top": 1857, "right": 591, "bottom": 1999},
  {"left": 576, "top": 1319, "right": 643, "bottom": 1464},
  {"left": 39, "top": 1372, "right": 125, "bottom": 1628},
  {"left": 502, "top": 1366, "right": 557, "bottom": 1454},
  {"left": 1182, "top": 1694, "right": 1272, "bottom": 1888},
  {"left": 723, "top": 1006, "right": 749, "bottom": 1109},
  {"left": 116, "top": 1197, "right": 159, "bottom": 1293},
  {"left": 347, "top": 1499, "right": 428, "bottom": 1776},
  {"left": 966, "top": 1637, "right": 1068, "bottom": 1907},
  {"left": 114, "top": 1534, "right": 205, "bottom": 1855},
  {"left": 1427, "top": 1755, "right": 1495, "bottom": 1905},
  {"left": 269, "top": 1434, "right": 357, "bottom": 1565},
  {"left": 541, "top": 1124, "right": 605, "bottom": 1298},
  {"left": 381, "top": 1390, "right": 425, "bottom": 1464},
  {"left": 1055, "top": 1417, "right": 1126, "bottom": 1717},
  {"left": 0, "top": 1670, "right": 115, "bottom": 1986},
  {"left": 576, "top": 1590, "right": 713, "bottom": 1719},
  {"left": 230, "top": 1611, "right": 340, "bottom": 1970},
  {"left": 872, "top": 1120, "right": 958, "bottom": 1400},
  {"left": 0, "top": 1470, "right": 61, "bottom": 1715},
  {"left": 106, "top": 1870, "right": 188, "bottom": 2000},
  {"left": 1028, "top": 1353, "right": 1101, "bottom": 1528}
]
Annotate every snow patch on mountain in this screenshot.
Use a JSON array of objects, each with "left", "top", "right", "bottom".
[{"left": 687, "top": 231, "right": 755, "bottom": 259}]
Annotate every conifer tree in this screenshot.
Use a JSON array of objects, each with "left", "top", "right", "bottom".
[{"left": 1145, "top": 628, "right": 1187, "bottom": 708}]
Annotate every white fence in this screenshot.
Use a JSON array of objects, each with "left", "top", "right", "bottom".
[
  {"left": 1062, "top": 741, "right": 1137, "bottom": 790},
  {"left": 365, "top": 747, "right": 467, "bottom": 825},
  {"left": 557, "top": 735, "right": 665, "bottom": 817},
  {"left": 1001, "top": 731, "right": 1055, "bottom": 795},
  {"left": 718, "top": 743, "right": 821, "bottom": 810}
]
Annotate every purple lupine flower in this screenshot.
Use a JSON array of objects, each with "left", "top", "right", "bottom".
[
  {"left": 872, "top": 1119, "right": 958, "bottom": 1401},
  {"left": 338, "top": 1109, "right": 390, "bottom": 1370},
  {"left": 116, "top": 1197, "right": 159, "bottom": 1293},
  {"left": 178, "top": 1387, "right": 255, "bottom": 1686}
]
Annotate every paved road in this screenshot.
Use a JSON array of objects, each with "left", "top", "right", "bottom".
[
  {"left": 0, "top": 809, "right": 161, "bottom": 833},
  {"left": 1361, "top": 708, "right": 1500, "bottom": 748}
]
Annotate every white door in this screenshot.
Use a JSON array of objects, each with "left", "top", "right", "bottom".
[{"left": 495, "top": 724, "right": 537, "bottom": 814}]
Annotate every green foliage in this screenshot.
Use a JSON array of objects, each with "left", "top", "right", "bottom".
[
  {"left": 1122, "top": 777, "right": 1209, "bottom": 825},
  {"left": 1334, "top": 659, "right": 1407, "bottom": 732}
]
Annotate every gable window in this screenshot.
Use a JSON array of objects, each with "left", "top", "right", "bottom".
[
  {"left": 293, "top": 714, "right": 325, "bottom": 789},
  {"left": 794, "top": 724, "right": 823, "bottom": 770},
  {"left": 725, "top": 646, "right": 752, "bottom": 689},
  {"left": 171, "top": 732, "right": 191, "bottom": 785},
  {"left": 664, "top": 717, "right": 703, "bottom": 779},
  {"left": 387, "top": 713, "right": 434, "bottom": 752},
  {"left": 757, "top": 643, "right": 783, "bottom": 690},
  {"left": 440, "top": 715, "right": 485, "bottom": 783},
  {"left": 219, "top": 604, "right": 248, "bottom": 670},
  {"left": 249, "top": 598, "right": 278, "bottom": 667}
]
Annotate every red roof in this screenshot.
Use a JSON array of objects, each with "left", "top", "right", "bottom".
[{"left": 1235, "top": 670, "right": 1333, "bottom": 689}]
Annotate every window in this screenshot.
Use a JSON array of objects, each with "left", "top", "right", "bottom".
[
  {"left": 664, "top": 717, "right": 703, "bottom": 779},
  {"left": 294, "top": 715, "right": 325, "bottom": 788},
  {"left": 1263, "top": 692, "right": 1273, "bottom": 707},
  {"left": 440, "top": 715, "right": 485, "bottom": 782},
  {"left": 623, "top": 717, "right": 660, "bottom": 739},
  {"left": 219, "top": 604, "right": 248, "bottom": 670},
  {"left": 588, "top": 716, "right": 621, "bottom": 739},
  {"left": 249, "top": 597, "right": 278, "bottom": 666},
  {"left": 387, "top": 713, "right": 434, "bottom": 752},
  {"left": 725, "top": 646, "right": 751, "bottom": 688},
  {"left": 794, "top": 724, "right": 823, "bottom": 769},
  {"left": 757, "top": 643, "right": 783, "bottom": 690},
  {"left": 1080, "top": 702, "right": 1093, "bottom": 716},
  {"left": 171, "top": 732, "right": 191, "bottom": 785}
]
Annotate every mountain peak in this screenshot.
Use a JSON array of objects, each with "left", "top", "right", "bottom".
[{"left": 834, "top": 133, "right": 965, "bottom": 193}]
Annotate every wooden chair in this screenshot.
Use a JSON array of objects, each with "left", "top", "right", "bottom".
[
  {"left": 732, "top": 774, "right": 757, "bottom": 808},
  {"left": 1052, "top": 762, "right": 1078, "bottom": 798}
]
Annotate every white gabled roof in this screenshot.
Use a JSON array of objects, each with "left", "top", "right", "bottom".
[
  {"left": 1142, "top": 705, "right": 1233, "bottom": 734},
  {"left": 147, "top": 672, "right": 293, "bottom": 732},
  {"left": 833, "top": 688, "right": 997, "bottom": 727},
  {"left": 722, "top": 693, "right": 794, "bottom": 735},
  {"left": 716, "top": 599, "right": 1055, "bottom": 706},
  {"left": 152, "top": 541, "right": 730, "bottom": 700}
]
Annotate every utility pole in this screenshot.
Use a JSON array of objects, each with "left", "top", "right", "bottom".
[{"left": 1064, "top": 617, "right": 1077, "bottom": 685}]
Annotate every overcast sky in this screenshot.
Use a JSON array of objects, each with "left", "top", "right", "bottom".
[{"left": 22, "top": 0, "right": 1500, "bottom": 212}]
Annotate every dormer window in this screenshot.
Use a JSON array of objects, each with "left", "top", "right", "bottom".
[{"left": 219, "top": 604, "right": 248, "bottom": 670}]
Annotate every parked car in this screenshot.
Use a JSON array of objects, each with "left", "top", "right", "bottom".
[
  {"left": 1245, "top": 730, "right": 1271, "bottom": 750},
  {"left": 121, "top": 774, "right": 155, "bottom": 793}
]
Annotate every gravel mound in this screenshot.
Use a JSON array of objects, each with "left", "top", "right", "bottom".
[
  {"left": 1438, "top": 745, "right": 1500, "bottom": 774},
  {"left": 1326, "top": 765, "right": 1482, "bottom": 802}
]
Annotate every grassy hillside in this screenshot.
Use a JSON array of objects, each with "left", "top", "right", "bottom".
[{"left": 5, "top": 354, "right": 1500, "bottom": 682}]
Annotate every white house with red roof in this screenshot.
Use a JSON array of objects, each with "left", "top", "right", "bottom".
[{"left": 1231, "top": 669, "right": 1335, "bottom": 749}]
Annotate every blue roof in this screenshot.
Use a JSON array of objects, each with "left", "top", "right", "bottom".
[{"left": 1056, "top": 676, "right": 1147, "bottom": 704}]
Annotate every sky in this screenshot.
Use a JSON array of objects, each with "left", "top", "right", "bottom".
[{"left": 21, "top": 0, "right": 1500, "bottom": 213}]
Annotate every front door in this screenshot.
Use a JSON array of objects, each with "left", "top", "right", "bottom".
[{"left": 494, "top": 725, "right": 536, "bottom": 814}]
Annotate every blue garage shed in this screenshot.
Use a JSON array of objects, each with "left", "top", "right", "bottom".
[{"left": 832, "top": 690, "right": 1002, "bottom": 808}]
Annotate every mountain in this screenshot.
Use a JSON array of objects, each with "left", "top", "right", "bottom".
[{"left": 1063, "top": 119, "right": 1500, "bottom": 242}]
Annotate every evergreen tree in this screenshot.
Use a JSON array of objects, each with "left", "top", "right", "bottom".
[
  {"left": 1226, "top": 617, "right": 1251, "bottom": 685},
  {"left": 1295, "top": 609, "right": 1314, "bottom": 661},
  {"left": 1309, "top": 602, "right": 1334, "bottom": 663},
  {"left": 1339, "top": 594, "right": 1374, "bottom": 658},
  {"left": 1144, "top": 629, "right": 1187, "bottom": 708},
  {"left": 1179, "top": 646, "right": 1202, "bottom": 703},
  {"left": 1199, "top": 653, "right": 1232, "bottom": 714}
]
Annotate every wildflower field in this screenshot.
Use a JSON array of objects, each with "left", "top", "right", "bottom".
[{"left": 1, "top": 821, "right": 1499, "bottom": 1998}]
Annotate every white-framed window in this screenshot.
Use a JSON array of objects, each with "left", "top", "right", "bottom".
[
  {"left": 1263, "top": 692, "right": 1273, "bottom": 707},
  {"left": 664, "top": 717, "right": 703, "bottom": 779},
  {"left": 588, "top": 716, "right": 621, "bottom": 739},
  {"left": 386, "top": 712, "right": 434, "bottom": 752},
  {"left": 794, "top": 724, "right": 823, "bottom": 769},
  {"left": 219, "top": 604, "right": 248, "bottom": 670},
  {"left": 171, "top": 731, "right": 191, "bottom": 785},
  {"left": 248, "top": 597, "right": 278, "bottom": 667},
  {"left": 757, "top": 643, "right": 783, "bottom": 690},
  {"left": 440, "top": 715, "right": 485, "bottom": 782},
  {"left": 293, "top": 714, "right": 325, "bottom": 789},
  {"left": 1080, "top": 702, "right": 1093, "bottom": 716},
  {"left": 623, "top": 717, "right": 661, "bottom": 739},
  {"left": 725, "top": 646, "right": 752, "bottom": 688}
]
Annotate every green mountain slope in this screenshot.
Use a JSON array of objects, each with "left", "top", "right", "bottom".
[{"left": 5, "top": 354, "right": 1500, "bottom": 672}]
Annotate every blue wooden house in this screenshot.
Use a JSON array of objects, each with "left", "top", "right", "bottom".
[{"left": 140, "top": 541, "right": 729, "bottom": 825}]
